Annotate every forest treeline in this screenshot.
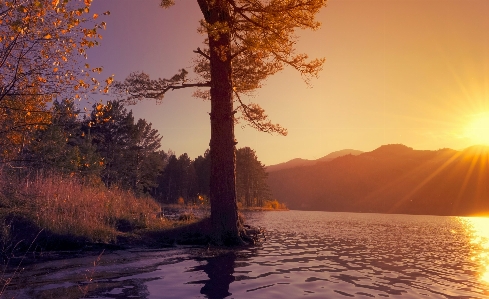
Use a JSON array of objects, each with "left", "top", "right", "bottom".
[{"left": 1, "top": 99, "right": 281, "bottom": 209}]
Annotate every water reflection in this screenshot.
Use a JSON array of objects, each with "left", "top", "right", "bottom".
[
  {"left": 4, "top": 212, "right": 489, "bottom": 298},
  {"left": 192, "top": 252, "right": 236, "bottom": 299},
  {"left": 460, "top": 217, "right": 489, "bottom": 284}
]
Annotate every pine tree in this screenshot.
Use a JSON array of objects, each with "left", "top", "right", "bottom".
[
  {"left": 115, "top": 0, "right": 326, "bottom": 244},
  {"left": 236, "top": 147, "right": 270, "bottom": 207}
]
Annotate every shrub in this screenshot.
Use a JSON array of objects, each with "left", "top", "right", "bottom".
[{"left": 262, "top": 199, "right": 287, "bottom": 210}]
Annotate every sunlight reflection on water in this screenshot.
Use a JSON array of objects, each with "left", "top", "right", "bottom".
[
  {"left": 459, "top": 216, "right": 489, "bottom": 285},
  {"left": 3, "top": 211, "right": 489, "bottom": 299}
]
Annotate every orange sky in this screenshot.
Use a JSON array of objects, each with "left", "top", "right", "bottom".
[{"left": 88, "top": 0, "right": 489, "bottom": 165}]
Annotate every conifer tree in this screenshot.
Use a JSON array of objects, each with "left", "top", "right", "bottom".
[
  {"left": 236, "top": 147, "right": 270, "bottom": 207},
  {"left": 115, "top": 0, "right": 326, "bottom": 244},
  {"left": 87, "top": 100, "right": 165, "bottom": 193}
]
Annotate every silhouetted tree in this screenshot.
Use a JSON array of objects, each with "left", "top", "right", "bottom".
[
  {"left": 127, "top": 118, "right": 165, "bottom": 194},
  {"left": 236, "top": 147, "right": 270, "bottom": 207},
  {"left": 87, "top": 100, "right": 165, "bottom": 193},
  {"left": 193, "top": 149, "right": 211, "bottom": 198},
  {"left": 156, "top": 154, "right": 179, "bottom": 203},
  {"left": 87, "top": 101, "right": 134, "bottom": 187},
  {"left": 115, "top": 0, "right": 326, "bottom": 244},
  {"left": 155, "top": 153, "right": 197, "bottom": 203}
]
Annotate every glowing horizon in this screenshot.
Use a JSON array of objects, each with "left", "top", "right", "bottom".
[{"left": 87, "top": 0, "right": 489, "bottom": 166}]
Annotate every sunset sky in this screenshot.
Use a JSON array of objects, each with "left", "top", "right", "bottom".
[{"left": 87, "top": 0, "right": 489, "bottom": 166}]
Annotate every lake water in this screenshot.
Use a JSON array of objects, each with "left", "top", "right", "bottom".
[{"left": 2, "top": 211, "right": 489, "bottom": 298}]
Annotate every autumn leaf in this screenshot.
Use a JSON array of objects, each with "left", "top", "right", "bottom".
[
  {"left": 93, "top": 13, "right": 98, "bottom": 19},
  {"left": 105, "top": 76, "right": 114, "bottom": 85}
]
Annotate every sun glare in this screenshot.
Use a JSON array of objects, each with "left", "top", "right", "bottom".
[
  {"left": 465, "top": 113, "right": 489, "bottom": 145},
  {"left": 460, "top": 217, "right": 489, "bottom": 284}
]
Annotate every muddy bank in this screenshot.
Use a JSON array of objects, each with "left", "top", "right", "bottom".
[{"left": 1, "top": 208, "right": 265, "bottom": 271}]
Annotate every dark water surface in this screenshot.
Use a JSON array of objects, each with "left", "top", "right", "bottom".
[{"left": 2, "top": 211, "right": 489, "bottom": 298}]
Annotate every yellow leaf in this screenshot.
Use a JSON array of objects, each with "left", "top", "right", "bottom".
[
  {"left": 105, "top": 76, "right": 113, "bottom": 85},
  {"left": 93, "top": 13, "right": 98, "bottom": 19},
  {"left": 44, "top": 34, "right": 52, "bottom": 39}
]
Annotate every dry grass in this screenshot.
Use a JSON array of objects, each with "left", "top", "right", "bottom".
[{"left": 0, "top": 169, "right": 168, "bottom": 244}]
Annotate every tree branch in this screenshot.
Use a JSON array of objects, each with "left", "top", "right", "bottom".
[
  {"left": 234, "top": 90, "right": 287, "bottom": 136},
  {"left": 193, "top": 47, "right": 211, "bottom": 60},
  {"left": 114, "top": 71, "right": 210, "bottom": 104}
]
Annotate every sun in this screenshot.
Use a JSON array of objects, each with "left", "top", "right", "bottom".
[{"left": 465, "top": 113, "right": 489, "bottom": 145}]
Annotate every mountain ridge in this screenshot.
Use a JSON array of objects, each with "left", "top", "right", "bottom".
[
  {"left": 267, "top": 144, "right": 489, "bottom": 216},
  {"left": 266, "top": 149, "right": 364, "bottom": 172}
]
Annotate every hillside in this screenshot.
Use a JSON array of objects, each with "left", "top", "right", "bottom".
[
  {"left": 266, "top": 149, "right": 363, "bottom": 172},
  {"left": 267, "top": 144, "right": 489, "bottom": 216}
]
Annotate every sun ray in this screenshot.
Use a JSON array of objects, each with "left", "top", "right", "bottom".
[
  {"left": 389, "top": 150, "right": 462, "bottom": 211},
  {"left": 457, "top": 151, "right": 479, "bottom": 199},
  {"left": 465, "top": 112, "right": 489, "bottom": 145}
]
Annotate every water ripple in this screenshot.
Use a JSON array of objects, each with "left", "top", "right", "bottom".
[{"left": 3, "top": 211, "right": 489, "bottom": 298}]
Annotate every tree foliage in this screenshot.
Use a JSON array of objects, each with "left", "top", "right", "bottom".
[
  {"left": 86, "top": 100, "right": 166, "bottom": 194},
  {"left": 0, "top": 0, "right": 112, "bottom": 102},
  {"left": 0, "top": 91, "right": 51, "bottom": 161},
  {"left": 153, "top": 147, "right": 273, "bottom": 208},
  {"left": 0, "top": 0, "right": 112, "bottom": 163},
  {"left": 114, "top": 0, "right": 326, "bottom": 244},
  {"left": 236, "top": 147, "right": 270, "bottom": 207},
  {"left": 116, "top": 0, "right": 326, "bottom": 134},
  {"left": 154, "top": 153, "right": 197, "bottom": 203}
]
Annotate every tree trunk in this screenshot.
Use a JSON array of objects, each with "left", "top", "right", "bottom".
[{"left": 207, "top": 0, "right": 242, "bottom": 245}]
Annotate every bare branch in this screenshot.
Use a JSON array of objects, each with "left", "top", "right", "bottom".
[
  {"left": 113, "top": 70, "right": 210, "bottom": 104},
  {"left": 234, "top": 90, "right": 287, "bottom": 136},
  {"left": 193, "top": 47, "right": 211, "bottom": 60}
]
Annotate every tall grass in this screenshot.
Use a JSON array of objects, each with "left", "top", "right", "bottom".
[{"left": 0, "top": 169, "right": 164, "bottom": 244}]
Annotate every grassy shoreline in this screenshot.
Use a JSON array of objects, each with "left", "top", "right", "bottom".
[
  {"left": 0, "top": 172, "right": 194, "bottom": 256},
  {"left": 0, "top": 171, "right": 284, "bottom": 260}
]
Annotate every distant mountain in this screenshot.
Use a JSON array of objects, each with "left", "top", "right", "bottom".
[
  {"left": 266, "top": 149, "right": 363, "bottom": 172},
  {"left": 317, "top": 149, "right": 365, "bottom": 162},
  {"left": 267, "top": 144, "right": 489, "bottom": 216}
]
